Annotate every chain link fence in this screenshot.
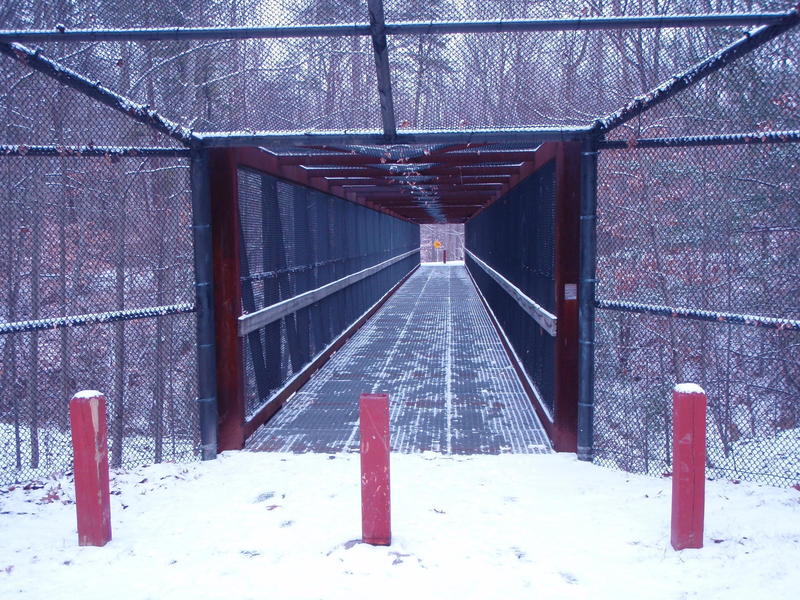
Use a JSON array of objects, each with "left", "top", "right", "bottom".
[
  {"left": 3, "top": 2, "right": 795, "bottom": 136},
  {"left": 0, "top": 155, "right": 198, "bottom": 485},
  {"left": 593, "top": 142, "right": 800, "bottom": 486}
]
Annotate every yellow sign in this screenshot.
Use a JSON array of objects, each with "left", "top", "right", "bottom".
[{"left": 433, "top": 240, "right": 442, "bottom": 248}]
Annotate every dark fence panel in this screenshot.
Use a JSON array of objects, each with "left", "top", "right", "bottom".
[
  {"left": 465, "top": 161, "right": 556, "bottom": 413},
  {"left": 0, "top": 156, "right": 199, "bottom": 485},
  {"left": 237, "top": 168, "right": 420, "bottom": 419},
  {"left": 593, "top": 143, "right": 800, "bottom": 486}
]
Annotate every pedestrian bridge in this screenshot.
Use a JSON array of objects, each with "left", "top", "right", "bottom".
[{"left": 246, "top": 264, "right": 550, "bottom": 455}]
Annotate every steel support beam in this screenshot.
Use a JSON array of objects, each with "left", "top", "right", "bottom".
[
  {"left": 367, "top": 0, "right": 397, "bottom": 140},
  {"left": 0, "top": 13, "right": 790, "bottom": 44},
  {"left": 577, "top": 138, "right": 599, "bottom": 462},
  {"left": 599, "top": 129, "right": 800, "bottom": 149},
  {"left": 190, "top": 148, "right": 218, "bottom": 461},
  {"left": 0, "top": 303, "right": 195, "bottom": 335},
  {"left": 0, "top": 42, "right": 196, "bottom": 146},
  {"left": 196, "top": 127, "right": 590, "bottom": 148},
  {"left": 593, "top": 7, "right": 800, "bottom": 134},
  {"left": 0, "top": 144, "right": 190, "bottom": 157},
  {"left": 596, "top": 299, "right": 800, "bottom": 331}
]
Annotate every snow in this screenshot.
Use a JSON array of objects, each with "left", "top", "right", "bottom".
[
  {"left": 2, "top": 452, "right": 799, "bottom": 600},
  {"left": 714, "top": 428, "right": 800, "bottom": 483},
  {"left": 72, "top": 390, "right": 105, "bottom": 400},
  {"left": 420, "top": 260, "right": 465, "bottom": 266},
  {"left": 674, "top": 383, "right": 706, "bottom": 395}
]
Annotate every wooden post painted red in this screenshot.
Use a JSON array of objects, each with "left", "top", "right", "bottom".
[
  {"left": 360, "top": 393, "right": 391, "bottom": 546},
  {"left": 671, "top": 383, "right": 707, "bottom": 551},
  {"left": 443, "top": 249, "right": 447, "bottom": 264},
  {"left": 69, "top": 391, "right": 112, "bottom": 547}
]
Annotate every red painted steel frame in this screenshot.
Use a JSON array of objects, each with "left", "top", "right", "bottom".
[
  {"left": 69, "top": 392, "right": 112, "bottom": 547},
  {"left": 552, "top": 142, "right": 581, "bottom": 452},
  {"left": 209, "top": 148, "right": 246, "bottom": 452},
  {"left": 671, "top": 386, "right": 706, "bottom": 550},
  {"left": 360, "top": 393, "right": 391, "bottom": 546}
]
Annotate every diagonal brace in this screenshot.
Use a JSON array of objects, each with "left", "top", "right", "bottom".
[
  {"left": 593, "top": 7, "right": 800, "bottom": 134},
  {"left": 367, "top": 0, "right": 397, "bottom": 140},
  {"left": 0, "top": 42, "right": 197, "bottom": 146}
]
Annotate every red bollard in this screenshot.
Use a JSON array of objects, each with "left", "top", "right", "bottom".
[
  {"left": 360, "top": 393, "right": 391, "bottom": 546},
  {"left": 443, "top": 249, "right": 447, "bottom": 264},
  {"left": 69, "top": 390, "right": 112, "bottom": 547},
  {"left": 671, "top": 383, "right": 706, "bottom": 551}
]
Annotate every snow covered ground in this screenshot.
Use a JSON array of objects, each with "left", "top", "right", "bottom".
[{"left": 1, "top": 451, "right": 798, "bottom": 600}]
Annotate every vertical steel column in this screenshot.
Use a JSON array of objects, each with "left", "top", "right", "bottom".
[
  {"left": 553, "top": 142, "right": 581, "bottom": 453},
  {"left": 577, "top": 137, "right": 599, "bottom": 461},
  {"left": 190, "top": 147, "right": 218, "bottom": 460}
]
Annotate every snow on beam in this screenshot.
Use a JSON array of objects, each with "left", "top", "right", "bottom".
[
  {"left": 599, "top": 129, "right": 800, "bottom": 149},
  {"left": 0, "top": 42, "right": 197, "bottom": 146},
  {"left": 465, "top": 249, "right": 558, "bottom": 336},
  {"left": 0, "top": 303, "right": 196, "bottom": 335},
  {"left": 195, "top": 126, "right": 592, "bottom": 148},
  {"left": 593, "top": 7, "right": 800, "bottom": 134},
  {"left": 0, "top": 144, "right": 190, "bottom": 157},
  {"left": 596, "top": 298, "right": 800, "bottom": 331}
]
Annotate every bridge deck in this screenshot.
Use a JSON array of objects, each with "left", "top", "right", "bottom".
[{"left": 246, "top": 264, "right": 550, "bottom": 455}]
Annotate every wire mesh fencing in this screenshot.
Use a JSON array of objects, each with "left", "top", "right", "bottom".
[
  {"left": 4, "top": 1, "right": 796, "bottom": 136},
  {"left": 593, "top": 142, "right": 800, "bottom": 486},
  {"left": 237, "top": 168, "right": 420, "bottom": 419},
  {"left": 465, "top": 161, "right": 556, "bottom": 414},
  {"left": 0, "top": 155, "right": 198, "bottom": 485}
]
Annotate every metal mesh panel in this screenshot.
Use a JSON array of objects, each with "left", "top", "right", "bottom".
[
  {"left": 2, "top": 1, "right": 370, "bottom": 29},
  {"left": 593, "top": 143, "right": 800, "bottom": 486},
  {"left": 0, "top": 156, "right": 199, "bottom": 485},
  {"left": 237, "top": 168, "right": 420, "bottom": 417},
  {"left": 4, "top": 2, "right": 795, "bottom": 135},
  {"left": 385, "top": 4, "right": 799, "bottom": 131},
  {"left": 465, "top": 162, "right": 556, "bottom": 412},
  {"left": 0, "top": 53, "right": 183, "bottom": 147}
]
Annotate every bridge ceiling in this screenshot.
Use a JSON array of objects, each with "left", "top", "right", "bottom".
[{"left": 264, "top": 142, "right": 542, "bottom": 223}]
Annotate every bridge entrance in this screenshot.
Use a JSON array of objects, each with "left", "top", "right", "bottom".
[{"left": 208, "top": 142, "right": 582, "bottom": 454}]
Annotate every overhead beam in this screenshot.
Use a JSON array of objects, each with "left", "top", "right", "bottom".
[
  {"left": 0, "top": 42, "right": 196, "bottom": 146},
  {"left": 0, "top": 13, "right": 791, "bottom": 44},
  {"left": 421, "top": 164, "right": 524, "bottom": 175},
  {"left": 271, "top": 150, "right": 538, "bottom": 166},
  {"left": 317, "top": 175, "right": 511, "bottom": 185},
  {"left": 196, "top": 126, "right": 590, "bottom": 148},
  {"left": 0, "top": 144, "right": 190, "bottom": 157},
  {"left": 367, "top": 0, "right": 397, "bottom": 140},
  {"left": 598, "top": 129, "right": 800, "bottom": 149},
  {"left": 594, "top": 7, "right": 800, "bottom": 133},
  {"left": 359, "top": 192, "right": 495, "bottom": 202}
]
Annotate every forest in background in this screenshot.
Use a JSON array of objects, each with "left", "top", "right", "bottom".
[{"left": 0, "top": 0, "right": 798, "bottom": 484}]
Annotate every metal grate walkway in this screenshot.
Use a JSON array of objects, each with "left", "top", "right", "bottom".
[{"left": 246, "top": 264, "right": 550, "bottom": 454}]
